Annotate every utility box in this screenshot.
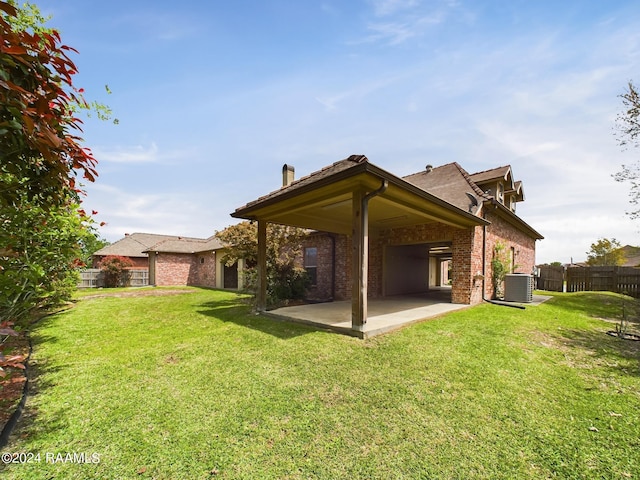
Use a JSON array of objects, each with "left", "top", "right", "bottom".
[{"left": 504, "top": 274, "right": 534, "bottom": 303}]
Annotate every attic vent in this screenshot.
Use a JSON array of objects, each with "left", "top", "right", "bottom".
[{"left": 426, "top": 165, "right": 433, "bottom": 173}]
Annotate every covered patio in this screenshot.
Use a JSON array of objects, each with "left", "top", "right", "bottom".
[
  {"left": 267, "top": 288, "right": 469, "bottom": 338},
  {"left": 232, "top": 156, "right": 488, "bottom": 337}
]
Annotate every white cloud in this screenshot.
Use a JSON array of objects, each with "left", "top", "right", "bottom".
[
  {"left": 355, "top": 0, "right": 459, "bottom": 45},
  {"left": 83, "top": 184, "right": 221, "bottom": 242},
  {"left": 94, "top": 143, "right": 159, "bottom": 163}
]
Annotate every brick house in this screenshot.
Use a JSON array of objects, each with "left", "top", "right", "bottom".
[
  {"left": 92, "top": 232, "right": 243, "bottom": 289},
  {"left": 144, "top": 236, "right": 245, "bottom": 289},
  {"left": 92, "top": 232, "right": 172, "bottom": 269},
  {"left": 232, "top": 155, "right": 542, "bottom": 333}
]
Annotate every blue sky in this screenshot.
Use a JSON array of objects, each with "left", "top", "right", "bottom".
[{"left": 36, "top": 0, "right": 640, "bottom": 264}]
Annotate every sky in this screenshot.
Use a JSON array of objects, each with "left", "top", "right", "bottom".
[{"left": 33, "top": 0, "right": 640, "bottom": 264}]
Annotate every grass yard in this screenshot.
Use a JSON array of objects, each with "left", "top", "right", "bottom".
[{"left": 1, "top": 288, "right": 639, "bottom": 479}]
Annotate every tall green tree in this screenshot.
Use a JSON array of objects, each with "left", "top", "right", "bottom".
[
  {"left": 586, "top": 238, "right": 626, "bottom": 266},
  {"left": 614, "top": 81, "right": 640, "bottom": 220},
  {"left": 1, "top": 0, "right": 105, "bottom": 326}
]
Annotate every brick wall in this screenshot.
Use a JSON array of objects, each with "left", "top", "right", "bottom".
[
  {"left": 191, "top": 251, "right": 217, "bottom": 288},
  {"left": 296, "top": 211, "right": 537, "bottom": 305},
  {"left": 153, "top": 251, "right": 218, "bottom": 287},
  {"left": 154, "top": 253, "right": 196, "bottom": 286},
  {"left": 483, "top": 209, "right": 537, "bottom": 299},
  {"left": 302, "top": 234, "right": 335, "bottom": 301}
]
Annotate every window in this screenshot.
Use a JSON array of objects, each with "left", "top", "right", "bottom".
[
  {"left": 497, "top": 182, "right": 504, "bottom": 203},
  {"left": 304, "top": 247, "right": 318, "bottom": 286},
  {"left": 199, "top": 257, "right": 205, "bottom": 264}
]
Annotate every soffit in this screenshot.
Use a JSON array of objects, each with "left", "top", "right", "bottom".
[{"left": 233, "top": 164, "right": 488, "bottom": 235}]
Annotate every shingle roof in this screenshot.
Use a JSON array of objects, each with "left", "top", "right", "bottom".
[
  {"left": 237, "top": 154, "right": 368, "bottom": 212},
  {"left": 468, "top": 165, "right": 512, "bottom": 184},
  {"left": 145, "top": 235, "right": 224, "bottom": 254},
  {"left": 93, "top": 232, "right": 222, "bottom": 258},
  {"left": 93, "top": 233, "right": 181, "bottom": 258},
  {"left": 403, "top": 162, "right": 488, "bottom": 212}
]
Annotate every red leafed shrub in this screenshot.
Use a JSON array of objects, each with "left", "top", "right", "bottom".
[{"left": 99, "top": 256, "right": 134, "bottom": 287}]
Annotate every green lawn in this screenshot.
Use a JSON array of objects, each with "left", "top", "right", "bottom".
[{"left": 1, "top": 288, "right": 639, "bottom": 479}]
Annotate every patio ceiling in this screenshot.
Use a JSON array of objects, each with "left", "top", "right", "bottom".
[{"left": 232, "top": 160, "right": 488, "bottom": 233}]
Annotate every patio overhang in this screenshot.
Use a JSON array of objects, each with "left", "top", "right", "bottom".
[
  {"left": 232, "top": 157, "right": 488, "bottom": 234},
  {"left": 231, "top": 155, "right": 489, "bottom": 335}
]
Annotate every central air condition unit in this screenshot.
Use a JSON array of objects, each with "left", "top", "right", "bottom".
[{"left": 503, "top": 274, "right": 533, "bottom": 303}]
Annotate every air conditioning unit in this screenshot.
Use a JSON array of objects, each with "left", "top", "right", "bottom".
[{"left": 504, "top": 274, "right": 533, "bottom": 303}]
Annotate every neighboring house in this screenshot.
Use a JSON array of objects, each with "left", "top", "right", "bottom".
[
  {"left": 92, "top": 232, "right": 179, "bottom": 269},
  {"left": 92, "top": 232, "right": 243, "bottom": 290},
  {"left": 144, "top": 235, "right": 245, "bottom": 289},
  {"left": 620, "top": 245, "right": 640, "bottom": 267},
  {"left": 232, "top": 155, "right": 543, "bottom": 332}
]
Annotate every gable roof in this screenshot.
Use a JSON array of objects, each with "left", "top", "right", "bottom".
[
  {"left": 144, "top": 235, "right": 224, "bottom": 254},
  {"left": 239, "top": 154, "right": 369, "bottom": 211},
  {"left": 468, "top": 165, "right": 513, "bottom": 186},
  {"left": 93, "top": 232, "right": 223, "bottom": 258},
  {"left": 403, "top": 162, "right": 487, "bottom": 213},
  {"left": 93, "top": 233, "right": 183, "bottom": 258},
  {"left": 232, "top": 155, "right": 489, "bottom": 233}
]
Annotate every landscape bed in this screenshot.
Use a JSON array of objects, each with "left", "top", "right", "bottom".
[{"left": 0, "top": 288, "right": 638, "bottom": 479}]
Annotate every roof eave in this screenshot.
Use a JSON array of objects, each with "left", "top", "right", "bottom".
[
  {"left": 232, "top": 160, "right": 489, "bottom": 228},
  {"left": 484, "top": 199, "right": 544, "bottom": 240}
]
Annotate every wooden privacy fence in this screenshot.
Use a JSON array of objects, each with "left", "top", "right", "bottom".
[
  {"left": 78, "top": 269, "right": 149, "bottom": 288},
  {"left": 537, "top": 265, "right": 640, "bottom": 297},
  {"left": 537, "top": 265, "right": 565, "bottom": 292},
  {"left": 566, "top": 266, "right": 640, "bottom": 297}
]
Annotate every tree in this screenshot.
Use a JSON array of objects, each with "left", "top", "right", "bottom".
[
  {"left": 1, "top": 1, "right": 106, "bottom": 326},
  {"left": 613, "top": 81, "right": 640, "bottom": 220},
  {"left": 1, "top": 1, "right": 98, "bottom": 208},
  {"left": 491, "top": 242, "right": 511, "bottom": 299},
  {"left": 586, "top": 238, "right": 626, "bottom": 266},
  {"left": 99, "top": 256, "right": 133, "bottom": 288},
  {"left": 0, "top": 192, "right": 95, "bottom": 322},
  {"left": 215, "top": 222, "right": 310, "bottom": 307},
  {"left": 80, "top": 232, "right": 109, "bottom": 267}
]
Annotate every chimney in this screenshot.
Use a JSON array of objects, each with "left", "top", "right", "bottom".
[
  {"left": 425, "top": 165, "right": 433, "bottom": 173},
  {"left": 282, "top": 164, "right": 295, "bottom": 187}
]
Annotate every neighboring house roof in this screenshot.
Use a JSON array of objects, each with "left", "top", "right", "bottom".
[
  {"left": 620, "top": 245, "right": 640, "bottom": 267},
  {"left": 144, "top": 235, "right": 225, "bottom": 254},
  {"left": 94, "top": 232, "right": 223, "bottom": 258},
  {"left": 93, "top": 233, "right": 184, "bottom": 258}
]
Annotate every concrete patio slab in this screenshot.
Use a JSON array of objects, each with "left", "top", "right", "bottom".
[
  {"left": 266, "top": 292, "right": 471, "bottom": 338},
  {"left": 264, "top": 292, "right": 553, "bottom": 338}
]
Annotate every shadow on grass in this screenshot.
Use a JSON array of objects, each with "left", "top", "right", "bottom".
[
  {"left": 545, "top": 292, "right": 639, "bottom": 322},
  {"left": 197, "top": 299, "right": 316, "bottom": 340}
]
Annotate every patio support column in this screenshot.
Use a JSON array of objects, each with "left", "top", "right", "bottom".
[
  {"left": 351, "top": 189, "right": 367, "bottom": 331},
  {"left": 256, "top": 219, "right": 267, "bottom": 313},
  {"left": 351, "top": 180, "right": 388, "bottom": 333}
]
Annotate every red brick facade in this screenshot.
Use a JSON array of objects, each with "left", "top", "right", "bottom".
[
  {"left": 302, "top": 210, "right": 537, "bottom": 305},
  {"left": 151, "top": 252, "right": 218, "bottom": 288}
]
